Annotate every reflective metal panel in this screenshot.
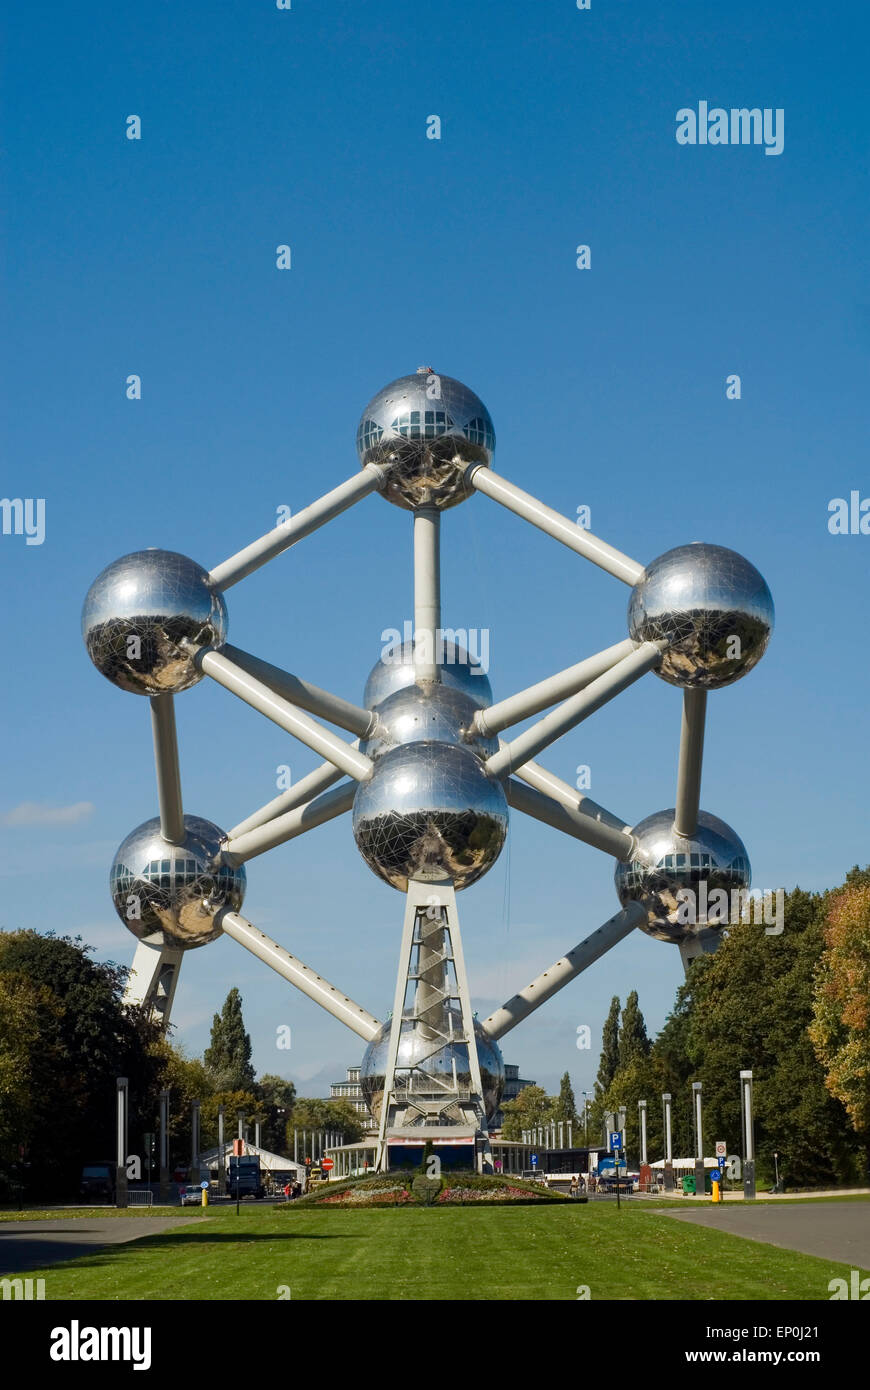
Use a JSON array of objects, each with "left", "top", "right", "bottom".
[
  {"left": 353, "top": 741, "right": 508, "bottom": 891},
  {"left": 362, "top": 684, "right": 497, "bottom": 761},
  {"left": 364, "top": 639, "right": 493, "bottom": 711},
  {"left": 356, "top": 369, "right": 495, "bottom": 510},
  {"left": 83, "top": 550, "right": 227, "bottom": 695},
  {"left": 360, "top": 1010, "right": 505, "bottom": 1121},
  {"left": 628, "top": 543, "right": 773, "bottom": 688},
  {"left": 110, "top": 815, "right": 245, "bottom": 948},
  {"left": 614, "top": 807, "right": 750, "bottom": 944}
]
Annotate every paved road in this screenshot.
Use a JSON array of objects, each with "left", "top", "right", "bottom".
[
  {"left": 655, "top": 1202, "right": 870, "bottom": 1267},
  {"left": 0, "top": 1216, "right": 203, "bottom": 1275}
]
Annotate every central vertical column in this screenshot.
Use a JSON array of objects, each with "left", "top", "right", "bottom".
[
  {"left": 413, "top": 507, "right": 441, "bottom": 683},
  {"left": 375, "top": 879, "right": 491, "bottom": 1172}
]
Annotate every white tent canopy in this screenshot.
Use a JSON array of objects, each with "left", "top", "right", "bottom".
[{"left": 199, "top": 1141, "right": 306, "bottom": 1181}]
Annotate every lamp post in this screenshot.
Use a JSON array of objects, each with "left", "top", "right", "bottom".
[
  {"left": 638, "top": 1099, "right": 648, "bottom": 1169},
  {"left": 159, "top": 1088, "right": 170, "bottom": 1203},
  {"left": 662, "top": 1093, "right": 674, "bottom": 1192},
  {"left": 115, "top": 1077, "right": 129, "bottom": 1209},
  {"left": 741, "top": 1070, "right": 756, "bottom": 1200},
  {"left": 217, "top": 1105, "right": 225, "bottom": 1192},
  {"left": 692, "top": 1082, "right": 704, "bottom": 1196}
]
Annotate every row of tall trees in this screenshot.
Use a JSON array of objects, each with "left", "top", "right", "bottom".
[
  {"left": 588, "top": 870, "right": 870, "bottom": 1187},
  {"left": 0, "top": 937, "right": 362, "bottom": 1199}
]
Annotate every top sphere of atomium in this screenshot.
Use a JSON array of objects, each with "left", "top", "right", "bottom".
[
  {"left": 628, "top": 543, "right": 773, "bottom": 689},
  {"left": 110, "top": 814, "right": 245, "bottom": 949},
  {"left": 614, "top": 808, "right": 750, "bottom": 945},
  {"left": 82, "top": 549, "right": 227, "bottom": 695},
  {"left": 356, "top": 369, "right": 495, "bottom": 511}
]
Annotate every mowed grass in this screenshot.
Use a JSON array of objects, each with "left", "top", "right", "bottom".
[{"left": 7, "top": 1203, "right": 866, "bottom": 1301}]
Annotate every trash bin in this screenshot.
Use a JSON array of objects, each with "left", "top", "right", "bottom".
[{"left": 681, "top": 1174, "right": 696, "bottom": 1195}]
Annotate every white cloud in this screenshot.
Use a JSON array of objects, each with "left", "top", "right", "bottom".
[{"left": 1, "top": 800, "right": 95, "bottom": 827}]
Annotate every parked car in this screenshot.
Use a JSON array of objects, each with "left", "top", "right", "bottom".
[{"left": 180, "top": 1184, "right": 203, "bottom": 1206}]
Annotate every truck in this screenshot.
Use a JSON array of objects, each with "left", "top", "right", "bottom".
[
  {"left": 594, "top": 1156, "right": 629, "bottom": 1193},
  {"left": 79, "top": 1161, "right": 115, "bottom": 1202},
  {"left": 227, "top": 1154, "right": 265, "bottom": 1200}
]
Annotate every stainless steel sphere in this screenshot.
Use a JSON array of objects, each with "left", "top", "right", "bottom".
[
  {"left": 628, "top": 543, "right": 773, "bottom": 688},
  {"left": 82, "top": 550, "right": 227, "bottom": 695},
  {"left": 110, "top": 815, "right": 245, "bottom": 949},
  {"left": 364, "top": 638, "right": 493, "bottom": 711},
  {"left": 356, "top": 368, "right": 495, "bottom": 510},
  {"left": 360, "top": 1010, "right": 505, "bottom": 1123},
  {"left": 614, "top": 808, "right": 751, "bottom": 945},
  {"left": 362, "top": 684, "right": 497, "bottom": 761},
  {"left": 352, "top": 742, "right": 508, "bottom": 892}
]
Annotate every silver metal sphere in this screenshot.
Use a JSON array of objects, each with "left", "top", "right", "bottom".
[
  {"left": 364, "top": 639, "right": 493, "bottom": 711},
  {"left": 628, "top": 543, "right": 773, "bottom": 689},
  {"left": 82, "top": 550, "right": 227, "bottom": 695},
  {"left": 614, "top": 808, "right": 751, "bottom": 945},
  {"left": 362, "top": 684, "right": 497, "bottom": 761},
  {"left": 360, "top": 1010, "right": 505, "bottom": 1123},
  {"left": 356, "top": 369, "right": 495, "bottom": 510},
  {"left": 110, "top": 815, "right": 245, "bottom": 949},
  {"left": 352, "top": 741, "right": 508, "bottom": 892}
]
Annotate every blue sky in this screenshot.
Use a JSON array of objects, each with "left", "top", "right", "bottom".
[{"left": 1, "top": 1, "right": 867, "bottom": 1102}]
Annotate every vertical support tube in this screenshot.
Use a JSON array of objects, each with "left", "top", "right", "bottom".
[
  {"left": 150, "top": 695, "right": 185, "bottom": 845},
  {"left": 639, "top": 1100, "right": 648, "bottom": 1167},
  {"left": 115, "top": 1077, "right": 129, "bottom": 1209},
  {"left": 741, "top": 1069, "right": 756, "bottom": 1200},
  {"left": 413, "top": 507, "right": 441, "bottom": 683},
  {"left": 674, "top": 688, "right": 707, "bottom": 839}
]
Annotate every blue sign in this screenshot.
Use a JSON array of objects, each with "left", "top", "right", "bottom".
[
  {"left": 200, "top": 1181, "right": 209, "bottom": 1190},
  {"left": 609, "top": 1131, "right": 622, "bottom": 1151},
  {"left": 530, "top": 1154, "right": 538, "bottom": 1166}
]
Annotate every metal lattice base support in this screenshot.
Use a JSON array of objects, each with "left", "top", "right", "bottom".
[{"left": 375, "top": 879, "right": 492, "bottom": 1173}]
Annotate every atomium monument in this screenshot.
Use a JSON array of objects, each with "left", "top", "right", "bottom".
[{"left": 83, "top": 366, "right": 774, "bottom": 1171}]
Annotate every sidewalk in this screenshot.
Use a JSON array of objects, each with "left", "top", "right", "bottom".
[{"left": 645, "top": 1187, "right": 870, "bottom": 1202}]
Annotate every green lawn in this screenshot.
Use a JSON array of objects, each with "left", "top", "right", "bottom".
[{"left": 6, "top": 1202, "right": 868, "bottom": 1300}]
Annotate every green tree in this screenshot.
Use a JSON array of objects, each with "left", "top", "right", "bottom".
[
  {"left": 499, "top": 1084, "right": 556, "bottom": 1141},
  {"left": 290, "top": 1098, "right": 363, "bottom": 1144},
  {"left": 618, "top": 990, "right": 651, "bottom": 1070},
  {"left": 810, "top": 878, "right": 870, "bottom": 1169},
  {"left": 595, "top": 996, "right": 621, "bottom": 1099},
  {"left": 204, "top": 987, "right": 256, "bottom": 1092},
  {"left": 554, "top": 1071, "right": 578, "bottom": 1123},
  {"left": 256, "top": 1074, "right": 297, "bottom": 1154},
  {"left": 0, "top": 931, "right": 163, "bottom": 1197}
]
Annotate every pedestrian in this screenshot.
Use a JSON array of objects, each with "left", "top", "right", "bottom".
[
  {"left": 283, "top": 1182, "right": 291, "bottom": 1202},
  {"left": 570, "top": 1174, "right": 579, "bottom": 1199}
]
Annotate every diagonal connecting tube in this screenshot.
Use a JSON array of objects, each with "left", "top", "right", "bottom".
[
  {"left": 219, "top": 910, "right": 380, "bottom": 1041},
  {"left": 480, "top": 902, "right": 647, "bottom": 1041},
  {"left": 486, "top": 641, "right": 664, "bottom": 780},
  {"left": 197, "top": 649, "right": 374, "bottom": 783},
  {"left": 208, "top": 464, "right": 386, "bottom": 591},
  {"left": 466, "top": 465, "right": 644, "bottom": 586}
]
